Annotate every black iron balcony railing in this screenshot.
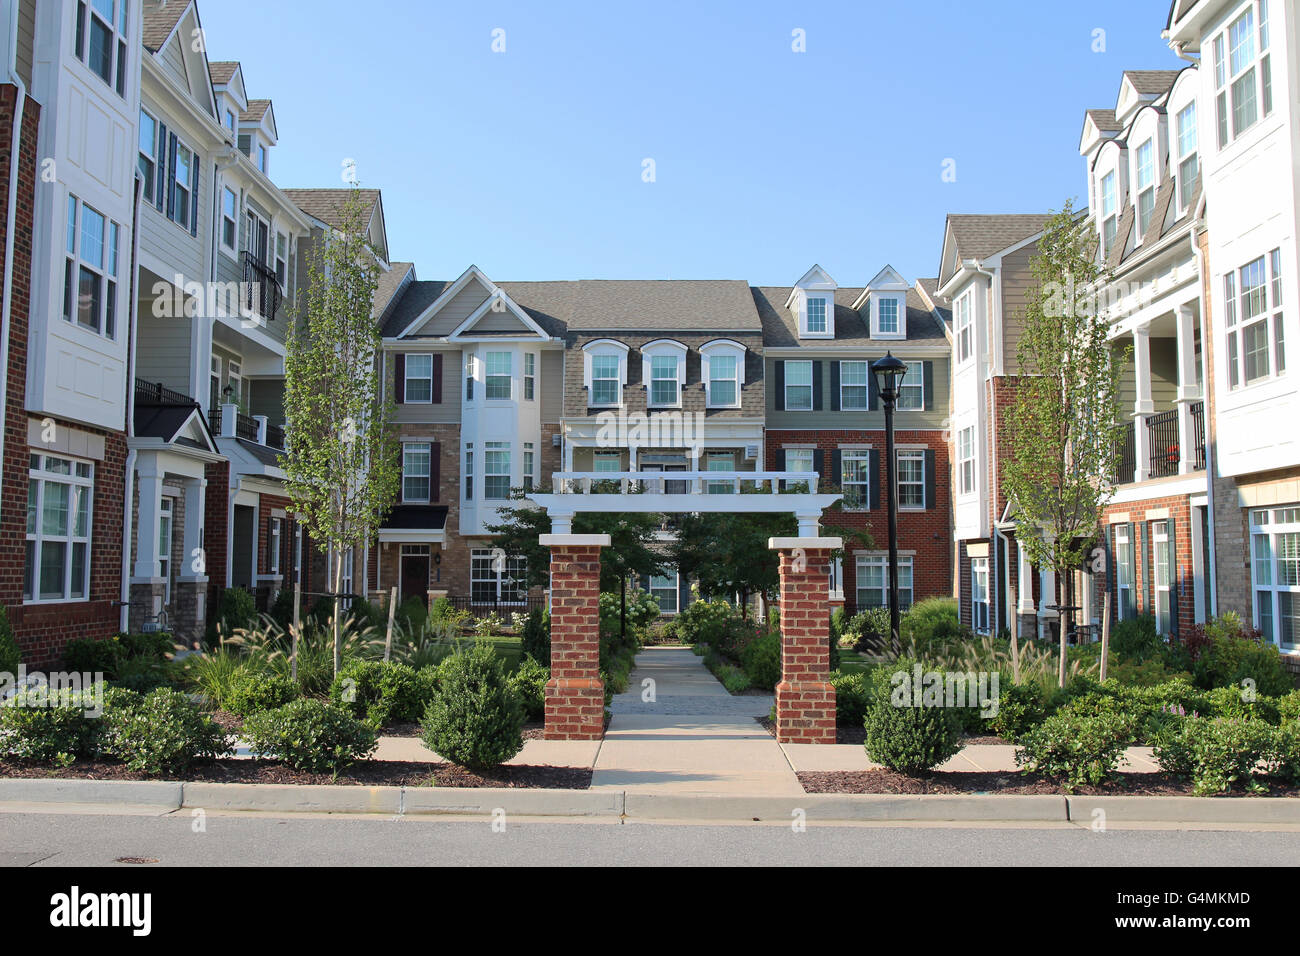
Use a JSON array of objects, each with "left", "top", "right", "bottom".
[
  {"left": 1147, "top": 409, "right": 1181, "bottom": 479},
  {"left": 1112, "top": 420, "right": 1136, "bottom": 484},
  {"left": 241, "top": 251, "right": 282, "bottom": 321},
  {"left": 235, "top": 412, "right": 259, "bottom": 442},
  {"left": 1190, "top": 400, "right": 1206, "bottom": 470},
  {"left": 135, "top": 378, "right": 196, "bottom": 407},
  {"left": 207, "top": 406, "right": 222, "bottom": 434},
  {"left": 265, "top": 423, "right": 285, "bottom": 450}
]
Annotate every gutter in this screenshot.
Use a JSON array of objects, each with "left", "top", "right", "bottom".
[
  {"left": 1, "top": 2, "right": 26, "bottom": 501},
  {"left": 120, "top": 175, "right": 143, "bottom": 632}
]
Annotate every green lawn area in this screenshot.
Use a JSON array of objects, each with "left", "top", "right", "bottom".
[{"left": 471, "top": 634, "right": 523, "bottom": 672}]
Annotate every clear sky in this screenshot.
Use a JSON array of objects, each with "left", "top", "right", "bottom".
[{"left": 196, "top": 0, "right": 1184, "bottom": 286}]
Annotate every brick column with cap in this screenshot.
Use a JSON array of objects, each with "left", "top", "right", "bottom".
[
  {"left": 769, "top": 537, "right": 840, "bottom": 744},
  {"left": 540, "top": 533, "right": 608, "bottom": 740}
]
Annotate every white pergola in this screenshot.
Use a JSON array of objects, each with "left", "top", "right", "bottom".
[{"left": 525, "top": 470, "right": 843, "bottom": 536}]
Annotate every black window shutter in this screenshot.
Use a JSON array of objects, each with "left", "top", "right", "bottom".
[
  {"left": 812, "top": 449, "right": 824, "bottom": 477},
  {"left": 166, "top": 133, "right": 177, "bottom": 219},
  {"left": 394, "top": 354, "right": 405, "bottom": 403},
  {"left": 830, "top": 361, "right": 841, "bottom": 411},
  {"left": 812, "top": 361, "right": 823, "bottom": 411},
  {"left": 466, "top": 369, "right": 473, "bottom": 401},
  {"left": 922, "top": 361, "right": 934, "bottom": 410},
  {"left": 1168, "top": 520, "right": 1178, "bottom": 637},
  {"left": 431, "top": 354, "right": 443, "bottom": 404},
  {"left": 868, "top": 368, "right": 879, "bottom": 411},
  {"left": 774, "top": 448, "right": 786, "bottom": 470},
  {"left": 1108, "top": 527, "right": 1118, "bottom": 620},
  {"left": 432, "top": 442, "right": 441, "bottom": 502},
  {"left": 190, "top": 158, "right": 200, "bottom": 236},
  {"left": 1138, "top": 522, "right": 1149, "bottom": 616},
  {"left": 924, "top": 449, "right": 937, "bottom": 508},
  {"left": 773, "top": 361, "right": 785, "bottom": 411},
  {"left": 868, "top": 449, "right": 880, "bottom": 510},
  {"left": 156, "top": 123, "right": 167, "bottom": 211},
  {"left": 831, "top": 449, "right": 842, "bottom": 488}
]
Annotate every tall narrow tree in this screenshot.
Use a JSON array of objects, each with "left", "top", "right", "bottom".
[
  {"left": 1001, "top": 200, "right": 1127, "bottom": 686},
  {"left": 282, "top": 187, "right": 399, "bottom": 676}
]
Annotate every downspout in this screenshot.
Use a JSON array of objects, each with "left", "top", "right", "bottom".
[
  {"left": 120, "top": 174, "right": 143, "bottom": 632},
  {"left": 1191, "top": 221, "right": 1217, "bottom": 617},
  {"left": 1172, "top": 42, "right": 1200, "bottom": 66},
  {"left": 1, "top": 1, "right": 27, "bottom": 498}
]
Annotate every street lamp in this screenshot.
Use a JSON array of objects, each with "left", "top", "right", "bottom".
[{"left": 871, "top": 351, "right": 907, "bottom": 655}]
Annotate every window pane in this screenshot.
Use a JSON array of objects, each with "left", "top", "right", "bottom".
[
  {"left": 70, "top": 542, "right": 87, "bottom": 599},
  {"left": 88, "top": 16, "right": 113, "bottom": 83},
  {"left": 807, "top": 298, "right": 826, "bottom": 332},
  {"left": 710, "top": 380, "right": 736, "bottom": 406},
  {"left": 1244, "top": 320, "right": 1270, "bottom": 382},
  {"left": 42, "top": 482, "right": 69, "bottom": 535},
  {"left": 1232, "top": 68, "right": 1258, "bottom": 135},
  {"left": 40, "top": 541, "right": 67, "bottom": 599},
  {"left": 77, "top": 267, "right": 102, "bottom": 331},
  {"left": 80, "top": 205, "right": 105, "bottom": 268}
]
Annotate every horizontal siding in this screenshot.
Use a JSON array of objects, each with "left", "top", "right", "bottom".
[
  {"left": 1115, "top": 336, "right": 1179, "bottom": 411},
  {"left": 389, "top": 350, "right": 462, "bottom": 424},
  {"left": 1000, "top": 243, "right": 1037, "bottom": 369},
  {"left": 134, "top": 310, "right": 193, "bottom": 396},
  {"left": 541, "top": 350, "right": 563, "bottom": 422},
  {"left": 413, "top": 280, "right": 490, "bottom": 336},
  {"left": 15, "top": 0, "right": 35, "bottom": 88},
  {"left": 160, "top": 37, "right": 188, "bottom": 89}
]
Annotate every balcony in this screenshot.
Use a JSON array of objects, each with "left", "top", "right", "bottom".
[
  {"left": 241, "top": 251, "right": 282, "bottom": 321},
  {"left": 207, "top": 404, "right": 286, "bottom": 451},
  {"left": 135, "top": 379, "right": 198, "bottom": 408},
  {"left": 551, "top": 470, "right": 817, "bottom": 496},
  {"left": 1112, "top": 401, "right": 1206, "bottom": 484}
]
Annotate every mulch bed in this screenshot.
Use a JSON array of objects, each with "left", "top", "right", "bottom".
[
  {"left": 0, "top": 758, "right": 591, "bottom": 789},
  {"left": 755, "top": 716, "right": 1008, "bottom": 748},
  {"left": 798, "top": 768, "right": 1300, "bottom": 797}
]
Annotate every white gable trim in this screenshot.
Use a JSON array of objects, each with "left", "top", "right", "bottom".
[
  {"left": 852, "top": 264, "right": 910, "bottom": 310},
  {"left": 449, "top": 289, "right": 549, "bottom": 341},
  {"left": 395, "top": 264, "right": 495, "bottom": 339},
  {"left": 784, "top": 263, "right": 838, "bottom": 309}
]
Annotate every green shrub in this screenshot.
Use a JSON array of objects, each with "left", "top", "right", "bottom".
[
  {"left": 0, "top": 606, "right": 19, "bottom": 678},
  {"left": 243, "top": 698, "right": 379, "bottom": 776},
  {"left": 0, "top": 685, "right": 105, "bottom": 765},
  {"left": 269, "top": 588, "right": 296, "bottom": 629},
  {"left": 1204, "top": 684, "right": 1280, "bottom": 724},
  {"left": 828, "top": 629, "right": 840, "bottom": 672},
  {"left": 598, "top": 590, "right": 660, "bottom": 636},
  {"left": 987, "top": 680, "right": 1046, "bottom": 741},
  {"left": 521, "top": 607, "right": 550, "bottom": 666},
  {"left": 216, "top": 586, "right": 257, "bottom": 635},
  {"left": 110, "top": 656, "right": 172, "bottom": 694},
  {"left": 863, "top": 688, "right": 963, "bottom": 775},
  {"left": 100, "top": 688, "right": 231, "bottom": 775},
  {"left": 1015, "top": 707, "right": 1135, "bottom": 788},
  {"left": 1269, "top": 722, "right": 1300, "bottom": 784},
  {"left": 1153, "top": 715, "right": 1275, "bottom": 795},
  {"left": 63, "top": 635, "right": 126, "bottom": 679},
  {"left": 901, "top": 597, "right": 964, "bottom": 654},
  {"left": 420, "top": 642, "right": 524, "bottom": 769},
  {"left": 740, "top": 631, "right": 781, "bottom": 690},
  {"left": 1191, "top": 613, "right": 1294, "bottom": 697},
  {"left": 713, "top": 662, "right": 751, "bottom": 694},
  {"left": 676, "top": 600, "right": 744, "bottom": 648},
  {"left": 509, "top": 655, "right": 548, "bottom": 722},
  {"left": 329, "top": 660, "right": 427, "bottom": 726},
  {"left": 1110, "top": 615, "right": 1161, "bottom": 662},
  {"left": 846, "top": 607, "right": 891, "bottom": 645},
  {"left": 1278, "top": 690, "right": 1300, "bottom": 725},
  {"left": 225, "top": 670, "right": 299, "bottom": 718},
  {"left": 830, "top": 671, "right": 869, "bottom": 727}
]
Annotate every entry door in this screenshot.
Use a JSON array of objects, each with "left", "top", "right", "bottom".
[{"left": 400, "top": 551, "right": 430, "bottom": 608}]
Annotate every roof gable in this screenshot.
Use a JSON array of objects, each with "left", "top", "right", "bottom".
[{"left": 448, "top": 289, "right": 550, "bottom": 340}]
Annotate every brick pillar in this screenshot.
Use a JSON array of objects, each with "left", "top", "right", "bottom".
[
  {"left": 769, "top": 537, "right": 840, "bottom": 744},
  {"left": 540, "top": 533, "right": 609, "bottom": 740}
]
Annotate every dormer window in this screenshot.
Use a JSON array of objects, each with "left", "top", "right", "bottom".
[
  {"left": 642, "top": 340, "right": 687, "bottom": 408},
  {"left": 1100, "top": 171, "right": 1118, "bottom": 256},
  {"left": 807, "top": 297, "right": 828, "bottom": 334},
  {"left": 1136, "top": 139, "right": 1155, "bottom": 236},
  {"left": 700, "top": 339, "right": 746, "bottom": 408},
  {"left": 583, "top": 339, "right": 629, "bottom": 407},
  {"left": 258, "top": 144, "right": 268, "bottom": 174},
  {"left": 789, "top": 266, "right": 838, "bottom": 339},
  {"left": 225, "top": 109, "right": 236, "bottom": 133},
  {"left": 871, "top": 296, "right": 904, "bottom": 339}
]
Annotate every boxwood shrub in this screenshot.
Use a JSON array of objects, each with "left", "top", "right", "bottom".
[
  {"left": 1153, "top": 715, "right": 1276, "bottom": 795},
  {"left": 421, "top": 642, "right": 524, "bottom": 769},
  {"left": 1015, "top": 706, "right": 1136, "bottom": 789},
  {"left": 509, "top": 655, "right": 548, "bottom": 722},
  {"left": 740, "top": 631, "right": 781, "bottom": 690},
  {"left": 243, "top": 698, "right": 379, "bottom": 776},
  {"left": 830, "top": 671, "right": 869, "bottom": 728},
  {"left": 225, "top": 670, "right": 299, "bottom": 718},
  {"left": 0, "top": 685, "right": 105, "bottom": 765},
  {"left": 329, "top": 660, "right": 428, "bottom": 726},
  {"left": 862, "top": 664, "right": 963, "bottom": 774},
  {"left": 100, "top": 688, "right": 231, "bottom": 776}
]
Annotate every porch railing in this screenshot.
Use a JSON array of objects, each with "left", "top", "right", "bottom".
[
  {"left": 551, "top": 470, "right": 819, "bottom": 496},
  {"left": 265, "top": 423, "right": 285, "bottom": 450},
  {"left": 134, "top": 378, "right": 196, "bottom": 407},
  {"left": 1112, "top": 421, "right": 1136, "bottom": 484},
  {"left": 207, "top": 406, "right": 222, "bottom": 433},
  {"left": 1190, "top": 401, "right": 1206, "bottom": 470},
  {"left": 241, "top": 251, "right": 282, "bottom": 321},
  {"left": 235, "top": 412, "right": 259, "bottom": 442},
  {"left": 1146, "top": 409, "right": 1180, "bottom": 479}
]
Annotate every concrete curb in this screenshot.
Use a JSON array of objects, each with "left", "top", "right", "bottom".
[
  {"left": 4, "top": 777, "right": 1300, "bottom": 825},
  {"left": 622, "top": 793, "right": 1069, "bottom": 822}
]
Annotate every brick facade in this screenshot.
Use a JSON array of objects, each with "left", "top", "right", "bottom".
[
  {"left": 544, "top": 542, "right": 604, "bottom": 739},
  {"left": 772, "top": 545, "right": 836, "bottom": 743},
  {"left": 1100, "top": 492, "right": 1199, "bottom": 637}
]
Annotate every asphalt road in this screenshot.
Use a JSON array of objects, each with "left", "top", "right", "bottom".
[{"left": 2, "top": 809, "right": 1299, "bottom": 866}]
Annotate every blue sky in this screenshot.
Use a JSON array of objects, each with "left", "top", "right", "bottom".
[{"left": 198, "top": 0, "right": 1184, "bottom": 286}]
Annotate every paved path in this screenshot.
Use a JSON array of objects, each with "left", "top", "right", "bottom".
[{"left": 592, "top": 648, "right": 800, "bottom": 794}]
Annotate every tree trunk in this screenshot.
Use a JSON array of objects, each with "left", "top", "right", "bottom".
[
  {"left": 332, "top": 548, "right": 343, "bottom": 678},
  {"left": 1009, "top": 543, "right": 1021, "bottom": 684},
  {"left": 1057, "top": 568, "right": 1068, "bottom": 689}
]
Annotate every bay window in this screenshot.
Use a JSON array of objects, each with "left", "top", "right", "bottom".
[
  {"left": 958, "top": 426, "right": 975, "bottom": 496},
  {"left": 1226, "top": 250, "right": 1284, "bottom": 388},
  {"left": 24, "top": 454, "right": 93, "bottom": 603},
  {"left": 64, "top": 195, "right": 120, "bottom": 339},
  {"left": 955, "top": 293, "right": 973, "bottom": 362},
  {"left": 1214, "top": 2, "right": 1272, "bottom": 148},
  {"left": 485, "top": 351, "right": 512, "bottom": 400},
  {"left": 1250, "top": 506, "right": 1299, "bottom": 651},
  {"left": 77, "top": 0, "right": 129, "bottom": 96},
  {"left": 484, "top": 442, "right": 511, "bottom": 499}
]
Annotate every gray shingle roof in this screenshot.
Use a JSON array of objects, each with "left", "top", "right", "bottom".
[
  {"left": 208, "top": 61, "right": 239, "bottom": 85},
  {"left": 373, "top": 262, "right": 413, "bottom": 322},
  {"left": 752, "top": 286, "right": 946, "bottom": 349},
  {"left": 241, "top": 99, "right": 271, "bottom": 123},
  {"left": 1087, "top": 108, "right": 1122, "bottom": 133},
  {"left": 282, "top": 188, "right": 381, "bottom": 231},
  {"left": 1124, "top": 70, "right": 1181, "bottom": 95},
  {"left": 142, "top": 0, "right": 188, "bottom": 53},
  {"left": 946, "top": 214, "right": 1054, "bottom": 262}
]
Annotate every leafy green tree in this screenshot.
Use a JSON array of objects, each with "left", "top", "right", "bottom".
[
  {"left": 282, "top": 187, "right": 399, "bottom": 676},
  {"left": 671, "top": 503, "right": 796, "bottom": 617},
  {"left": 1001, "top": 201, "right": 1127, "bottom": 686}
]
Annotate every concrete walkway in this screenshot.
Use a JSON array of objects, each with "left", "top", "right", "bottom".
[{"left": 590, "top": 647, "right": 801, "bottom": 794}]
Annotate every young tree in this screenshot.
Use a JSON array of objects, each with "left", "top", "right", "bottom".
[
  {"left": 1001, "top": 200, "right": 1127, "bottom": 686},
  {"left": 671, "top": 507, "right": 797, "bottom": 617},
  {"left": 282, "top": 188, "right": 399, "bottom": 676}
]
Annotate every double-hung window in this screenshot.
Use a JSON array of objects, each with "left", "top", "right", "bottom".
[
  {"left": 958, "top": 426, "right": 975, "bottom": 496},
  {"left": 138, "top": 110, "right": 157, "bottom": 198},
  {"left": 806, "top": 297, "right": 828, "bottom": 334},
  {"left": 275, "top": 233, "right": 288, "bottom": 288},
  {"left": 840, "top": 360, "right": 868, "bottom": 410},
  {"left": 472, "top": 549, "right": 527, "bottom": 604},
  {"left": 172, "top": 141, "right": 194, "bottom": 231},
  {"left": 590, "top": 354, "right": 620, "bottom": 406},
  {"left": 896, "top": 450, "right": 925, "bottom": 509},
  {"left": 1115, "top": 525, "right": 1135, "bottom": 620},
  {"left": 221, "top": 187, "right": 238, "bottom": 252},
  {"left": 76, "top": 0, "right": 129, "bottom": 96},
  {"left": 856, "top": 554, "right": 913, "bottom": 610},
  {"left": 464, "top": 444, "right": 474, "bottom": 499},
  {"left": 1136, "top": 139, "right": 1156, "bottom": 236},
  {"left": 64, "top": 195, "right": 119, "bottom": 338},
  {"left": 403, "top": 442, "right": 432, "bottom": 502},
  {"left": 485, "top": 351, "right": 512, "bottom": 400},
  {"left": 1226, "top": 250, "right": 1284, "bottom": 388},
  {"left": 955, "top": 293, "right": 973, "bottom": 362},
  {"left": 484, "top": 442, "right": 511, "bottom": 499},
  {"left": 24, "top": 454, "right": 93, "bottom": 603},
  {"left": 897, "top": 361, "right": 924, "bottom": 410},
  {"left": 971, "top": 556, "right": 990, "bottom": 634},
  {"left": 1100, "top": 171, "right": 1117, "bottom": 257},
  {"left": 1176, "top": 103, "right": 1199, "bottom": 212},
  {"left": 708, "top": 354, "right": 738, "bottom": 407},
  {"left": 650, "top": 355, "right": 679, "bottom": 406},
  {"left": 268, "top": 516, "right": 282, "bottom": 577},
  {"left": 706, "top": 453, "right": 735, "bottom": 495},
  {"left": 523, "top": 442, "right": 535, "bottom": 493},
  {"left": 876, "top": 297, "right": 899, "bottom": 335},
  {"left": 404, "top": 354, "right": 433, "bottom": 403},
  {"left": 1152, "top": 519, "right": 1173, "bottom": 634},
  {"left": 782, "top": 448, "right": 815, "bottom": 491},
  {"left": 785, "top": 360, "right": 813, "bottom": 410},
  {"left": 649, "top": 574, "right": 679, "bottom": 614},
  {"left": 524, "top": 353, "right": 536, "bottom": 401},
  {"left": 1250, "top": 506, "right": 1299, "bottom": 651},
  {"left": 841, "top": 448, "right": 869, "bottom": 509},
  {"left": 159, "top": 497, "right": 173, "bottom": 604},
  {"left": 1214, "top": 2, "right": 1272, "bottom": 147}
]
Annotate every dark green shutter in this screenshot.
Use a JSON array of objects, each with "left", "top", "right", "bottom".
[
  {"left": 774, "top": 448, "right": 786, "bottom": 470},
  {"left": 431, "top": 354, "right": 443, "bottom": 404},
  {"left": 1108, "top": 527, "right": 1119, "bottom": 621},
  {"left": 924, "top": 449, "right": 936, "bottom": 508},
  {"left": 922, "top": 361, "right": 934, "bottom": 410},
  {"left": 156, "top": 123, "right": 167, "bottom": 211},
  {"left": 830, "top": 361, "right": 841, "bottom": 411},
  {"left": 1168, "top": 519, "right": 1178, "bottom": 637},
  {"left": 868, "top": 368, "right": 879, "bottom": 411},
  {"left": 868, "top": 449, "right": 880, "bottom": 510},
  {"left": 166, "top": 132, "right": 177, "bottom": 219},
  {"left": 431, "top": 442, "right": 441, "bottom": 502},
  {"left": 190, "top": 158, "right": 200, "bottom": 236},
  {"left": 1138, "top": 522, "right": 1150, "bottom": 616},
  {"left": 394, "top": 354, "right": 405, "bottom": 403},
  {"left": 812, "top": 449, "right": 824, "bottom": 477},
  {"left": 831, "top": 449, "right": 842, "bottom": 489},
  {"left": 773, "top": 361, "right": 785, "bottom": 411},
  {"left": 812, "top": 361, "right": 823, "bottom": 411}
]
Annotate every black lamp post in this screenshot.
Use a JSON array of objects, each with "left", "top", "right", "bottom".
[{"left": 871, "top": 351, "right": 907, "bottom": 655}]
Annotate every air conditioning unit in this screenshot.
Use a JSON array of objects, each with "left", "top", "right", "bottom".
[
  {"left": 551, "top": 433, "right": 562, "bottom": 448},
  {"left": 744, "top": 444, "right": 759, "bottom": 460}
]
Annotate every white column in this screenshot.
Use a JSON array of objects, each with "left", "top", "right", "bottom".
[
  {"left": 1017, "top": 541, "right": 1036, "bottom": 615},
  {"left": 179, "top": 477, "right": 207, "bottom": 582},
  {"left": 1174, "top": 304, "right": 1200, "bottom": 474},
  {"left": 1038, "top": 568, "right": 1058, "bottom": 641},
  {"left": 221, "top": 402, "right": 238, "bottom": 438},
  {"left": 1132, "top": 326, "right": 1153, "bottom": 481},
  {"left": 133, "top": 462, "right": 164, "bottom": 580}
]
